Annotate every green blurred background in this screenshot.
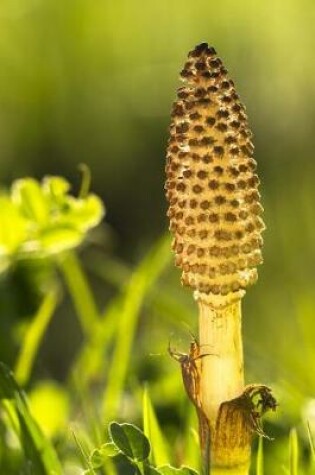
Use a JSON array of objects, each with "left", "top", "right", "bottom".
[
  {"left": 0, "top": 0, "right": 315, "bottom": 473},
  {"left": 0, "top": 0, "right": 314, "bottom": 255}
]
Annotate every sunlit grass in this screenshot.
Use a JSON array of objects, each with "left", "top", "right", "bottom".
[{"left": 0, "top": 225, "right": 315, "bottom": 473}]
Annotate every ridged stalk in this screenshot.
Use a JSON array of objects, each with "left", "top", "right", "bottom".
[
  {"left": 199, "top": 300, "right": 250, "bottom": 473},
  {"left": 166, "top": 43, "right": 276, "bottom": 474}
]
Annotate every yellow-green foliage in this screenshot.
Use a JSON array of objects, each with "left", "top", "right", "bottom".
[{"left": 0, "top": 176, "right": 104, "bottom": 272}]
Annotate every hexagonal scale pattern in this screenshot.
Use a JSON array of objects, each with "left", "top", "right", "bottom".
[{"left": 165, "top": 43, "right": 265, "bottom": 308}]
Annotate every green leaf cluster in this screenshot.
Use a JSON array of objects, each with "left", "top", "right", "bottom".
[
  {"left": 88, "top": 422, "right": 198, "bottom": 475},
  {"left": 0, "top": 176, "right": 104, "bottom": 272},
  {"left": 0, "top": 362, "right": 62, "bottom": 474}
]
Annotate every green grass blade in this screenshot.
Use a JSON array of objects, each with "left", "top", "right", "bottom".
[
  {"left": 289, "top": 428, "right": 299, "bottom": 475},
  {"left": 14, "top": 288, "right": 59, "bottom": 386},
  {"left": 256, "top": 436, "right": 264, "bottom": 475},
  {"left": 59, "top": 251, "right": 100, "bottom": 336},
  {"left": 182, "top": 404, "right": 199, "bottom": 471},
  {"left": 0, "top": 362, "right": 62, "bottom": 474},
  {"left": 102, "top": 235, "right": 171, "bottom": 421},
  {"left": 143, "top": 386, "right": 170, "bottom": 466},
  {"left": 72, "top": 294, "right": 122, "bottom": 388},
  {"left": 71, "top": 429, "right": 96, "bottom": 473},
  {"left": 87, "top": 252, "right": 194, "bottom": 327},
  {"left": 73, "top": 261, "right": 189, "bottom": 391},
  {"left": 306, "top": 421, "right": 315, "bottom": 470},
  {"left": 307, "top": 421, "right": 315, "bottom": 459}
]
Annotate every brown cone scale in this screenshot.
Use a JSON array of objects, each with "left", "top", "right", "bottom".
[{"left": 165, "top": 43, "right": 265, "bottom": 308}]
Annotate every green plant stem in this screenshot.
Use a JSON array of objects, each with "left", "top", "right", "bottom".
[
  {"left": 0, "top": 363, "right": 62, "bottom": 473},
  {"left": 101, "top": 457, "right": 116, "bottom": 475},
  {"left": 86, "top": 252, "right": 194, "bottom": 326},
  {"left": 58, "top": 251, "right": 99, "bottom": 337},
  {"left": 102, "top": 235, "right": 171, "bottom": 421},
  {"left": 307, "top": 421, "right": 315, "bottom": 466},
  {"left": 72, "top": 295, "right": 120, "bottom": 388},
  {"left": 289, "top": 428, "right": 299, "bottom": 475},
  {"left": 78, "top": 163, "right": 92, "bottom": 198},
  {"left": 71, "top": 429, "right": 96, "bottom": 473},
  {"left": 137, "top": 462, "right": 146, "bottom": 475},
  {"left": 256, "top": 437, "right": 264, "bottom": 475},
  {"left": 15, "top": 288, "right": 59, "bottom": 386},
  {"left": 198, "top": 300, "right": 250, "bottom": 475},
  {"left": 142, "top": 386, "right": 170, "bottom": 466}
]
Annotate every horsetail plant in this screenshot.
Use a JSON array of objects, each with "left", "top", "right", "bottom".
[{"left": 166, "top": 43, "right": 277, "bottom": 474}]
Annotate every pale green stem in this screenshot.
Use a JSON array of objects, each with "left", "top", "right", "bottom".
[
  {"left": 256, "top": 436, "right": 264, "bottom": 475},
  {"left": 102, "top": 235, "right": 171, "bottom": 421},
  {"left": 15, "top": 288, "right": 58, "bottom": 386},
  {"left": 58, "top": 251, "right": 100, "bottom": 337},
  {"left": 199, "top": 300, "right": 250, "bottom": 475},
  {"left": 289, "top": 428, "right": 299, "bottom": 475},
  {"left": 78, "top": 163, "right": 92, "bottom": 199}
]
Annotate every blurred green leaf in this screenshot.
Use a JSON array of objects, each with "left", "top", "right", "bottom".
[
  {"left": 15, "top": 289, "right": 59, "bottom": 386},
  {"left": 38, "top": 224, "right": 83, "bottom": 254},
  {"left": 0, "top": 176, "right": 105, "bottom": 270},
  {"left": 0, "top": 255, "right": 10, "bottom": 273},
  {"left": 89, "top": 442, "right": 120, "bottom": 469},
  {"left": 28, "top": 381, "right": 70, "bottom": 439},
  {"left": 102, "top": 235, "right": 171, "bottom": 420},
  {"left": 59, "top": 251, "right": 100, "bottom": 336},
  {"left": 12, "top": 178, "right": 48, "bottom": 225},
  {"left": 144, "top": 466, "right": 162, "bottom": 475},
  {"left": 0, "top": 195, "right": 29, "bottom": 256},
  {"left": 109, "top": 422, "right": 151, "bottom": 462},
  {"left": 0, "top": 362, "right": 62, "bottom": 474},
  {"left": 43, "top": 176, "right": 70, "bottom": 202},
  {"left": 256, "top": 436, "right": 264, "bottom": 475},
  {"left": 289, "top": 428, "right": 299, "bottom": 475},
  {"left": 101, "top": 442, "right": 120, "bottom": 457},
  {"left": 180, "top": 405, "right": 200, "bottom": 470},
  {"left": 72, "top": 428, "right": 96, "bottom": 473},
  {"left": 61, "top": 194, "right": 105, "bottom": 232},
  {"left": 143, "top": 387, "right": 170, "bottom": 466},
  {"left": 306, "top": 422, "right": 315, "bottom": 464},
  {"left": 112, "top": 452, "right": 141, "bottom": 474},
  {"left": 90, "top": 448, "right": 106, "bottom": 469}
]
